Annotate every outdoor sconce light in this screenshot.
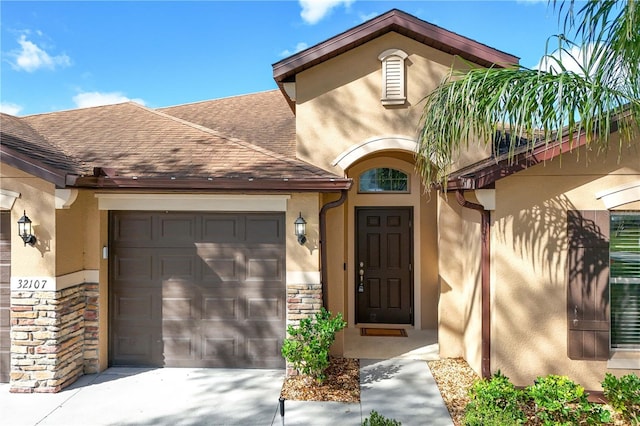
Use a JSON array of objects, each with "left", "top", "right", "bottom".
[
  {"left": 294, "top": 212, "right": 307, "bottom": 245},
  {"left": 17, "top": 210, "right": 37, "bottom": 246}
]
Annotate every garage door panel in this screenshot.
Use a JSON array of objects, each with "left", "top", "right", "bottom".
[
  {"left": 159, "top": 254, "right": 196, "bottom": 281},
  {"left": 246, "top": 216, "right": 284, "bottom": 243},
  {"left": 162, "top": 297, "right": 195, "bottom": 320},
  {"left": 113, "top": 252, "right": 155, "bottom": 283},
  {"left": 202, "top": 296, "right": 239, "bottom": 320},
  {"left": 203, "top": 216, "right": 243, "bottom": 242},
  {"left": 246, "top": 257, "right": 281, "bottom": 282},
  {"left": 247, "top": 337, "right": 281, "bottom": 363},
  {"left": 202, "top": 335, "right": 238, "bottom": 362},
  {"left": 0, "top": 266, "right": 9, "bottom": 283},
  {"left": 112, "top": 214, "right": 153, "bottom": 243},
  {"left": 113, "top": 332, "right": 161, "bottom": 366},
  {"left": 113, "top": 290, "right": 157, "bottom": 320},
  {"left": 110, "top": 211, "right": 285, "bottom": 369},
  {"left": 158, "top": 214, "right": 197, "bottom": 242},
  {"left": 201, "top": 256, "right": 240, "bottom": 282},
  {"left": 246, "top": 295, "right": 283, "bottom": 321},
  {"left": 163, "top": 336, "right": 197, "bottom": 360},
  {"left": 0, "top": 211, "right": 9, "bottom": 382}
]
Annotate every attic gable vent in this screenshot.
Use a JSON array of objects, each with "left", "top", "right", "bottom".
[{"left": 378, "top": 49, "right": 408, "bottom": 106}]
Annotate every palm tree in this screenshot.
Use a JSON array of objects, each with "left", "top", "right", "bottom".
[{"left": 416, "top": 0, "right": 640, "bottom": 189}]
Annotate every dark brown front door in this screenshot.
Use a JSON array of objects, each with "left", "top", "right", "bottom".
[
  {"left": 110, "top": 211, "right": 285, "bottom": 369},
  {"left": 0, "top": 211, "right": 10, "bottom": 382},
  {"left": 356, "top": 207, "right": 412, "bottom": 324}
]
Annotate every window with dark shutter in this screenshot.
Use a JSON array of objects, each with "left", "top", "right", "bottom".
[{"left": 566, "top": 210, "right": 610, "bottom": 360}]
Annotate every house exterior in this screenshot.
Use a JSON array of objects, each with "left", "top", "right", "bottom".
[{"left": 1, "top": 9, "right": 638, "bottom": 394}]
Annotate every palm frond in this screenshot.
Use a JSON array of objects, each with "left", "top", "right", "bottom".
[{"left": 416, "top": 0, "right": 640, "bottom": 190}]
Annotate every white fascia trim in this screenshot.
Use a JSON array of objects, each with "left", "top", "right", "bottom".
[
  {"left": 96, "top": 193, "right": 290, "bottom": 211},
  {"left": 57, "top": 270, "right": 100, "bottom": 291},
  {"left": 331, "top": 136, "right": 418, "bottom": 171},
  {"left": 595, "top": 180, "right": 640, "bottom": 209},
  {"left": 286, "top": 271, "right": 321, "bottom": 285},
  {"left": 0, "top": 189, "right": 20, "bottom": 210},
  {"left": 378, "top": 49, "right": 408, "bottom": 61},
  {"left": 55, "top": 189, "right": 79, "bottom": 209}
]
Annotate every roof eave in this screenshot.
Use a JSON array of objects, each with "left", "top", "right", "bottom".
[
  {"left": 0, "top": 145, "right": 73, "bottom": 188},
  {"left": 72, "top": 176, "right": 353, "bottom": 192},
  {"left": 445, "top": 131, "right": 592, "bottom": 191},
  {"left": 273, "top": 9, "right": 519, "bottom": 85}
]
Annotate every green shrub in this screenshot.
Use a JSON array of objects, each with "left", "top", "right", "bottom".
[
  {"left": 281, "top": 308, "right": 346, "bottom": 382},
  {"left": 463, "top": 371, "right": 526, "bottom": 426},
  {"left": 602, "top": 372, "right": 640, "bottom": 424},
  {"left": 362, "top": 410, "right": 401, "bottom": 426},
  {"left": 527, "top": 375, "right": 610, "bottom": 425}
]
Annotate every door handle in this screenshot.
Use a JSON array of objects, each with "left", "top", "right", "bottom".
[{"left": 358, "top": 261, "right": 365, "bottom": 293}]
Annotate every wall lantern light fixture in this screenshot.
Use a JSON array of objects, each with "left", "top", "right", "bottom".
[
  {"left": 17, "top": 210, "right": 37, "bottom": 246},
  {"left": 294, "top": 212, "right": 307, "bottom": 245}
]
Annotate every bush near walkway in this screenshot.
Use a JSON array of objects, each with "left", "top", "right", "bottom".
[
  {"left": 281, "top": 308, "right": 346, "bottom": 383},
  {"left": 461, "top": 371, "right": 640, "bottom": 425},
  {"left": 603, "top": 373, "right": 640, "bottom": 425}
]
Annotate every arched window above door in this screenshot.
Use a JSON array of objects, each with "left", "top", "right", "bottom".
[{"left": 358, "top": 168, "right": 409, "bottom": 193}]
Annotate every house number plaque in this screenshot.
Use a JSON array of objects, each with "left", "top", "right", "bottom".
[{"left": 11, "top": 277, "right": 55, "bottom": 291}]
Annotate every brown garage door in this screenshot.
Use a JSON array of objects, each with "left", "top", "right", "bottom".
[
  {"left": 110, "top": 211, "right": 285, "bottom": 369},
  {"left": 0, "top": 211, "right": 10, "bottom": 382}
]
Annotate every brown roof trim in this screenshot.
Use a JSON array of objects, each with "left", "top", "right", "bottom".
[
  {"left": 72, "top": 175, "right": 352, "bottom": 192},
  {"left": 1, "top": 145, "right": 73, "bottom": 188},
  {"left": 273, "top": 9, "right": 519, "bottom": 85},
  {"left": 445, "top": 130, "right": 592, "bottom": 191}
]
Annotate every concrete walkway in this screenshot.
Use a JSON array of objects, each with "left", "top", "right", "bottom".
[
  {"left": 0, "top": 359, "right": 453, "bottom": 426},
  {"left": 279, "top": 359, "right": 453, "bottom": 426}
]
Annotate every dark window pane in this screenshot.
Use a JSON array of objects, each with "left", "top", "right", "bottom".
[{"left": 359, "top": 168, "right": 409, "bottom": 193}]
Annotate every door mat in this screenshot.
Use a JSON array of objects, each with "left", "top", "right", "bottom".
[{"left": 360, "top": 328, "right": 408, "bottom": 337}]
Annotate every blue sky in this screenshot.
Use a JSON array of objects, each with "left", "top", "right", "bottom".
[{"left": 2, "top": 1, "right": 570, "bottom": 116}]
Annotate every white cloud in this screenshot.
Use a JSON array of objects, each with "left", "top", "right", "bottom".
[
  {"left": 280, "top": 42, "right": 309, "bottom": 57},
  {"left": 534, "top": 44, "right": 599, "bottom": 76},
  {"left": 358, "top": 12, "right": 378, "bottom": 22},
  {"left": 11, "top": 34, "right": 71, "bottom": 72},
  {"left": 0, "top": 102, "right": 23, "bottom": 115},
  {"left": 299, "top": 0, "right": 354, "bottom": 25},
  {"left": 72, "top": 91, "right": 146, "bottom": 109}
]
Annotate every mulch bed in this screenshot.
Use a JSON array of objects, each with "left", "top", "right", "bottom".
[
  {"left": 280, "top": 357, "right": 360, "bottom": 403},
  {"left": 428, "top": 358, "right": 478, "bottom": 425},
  {"left": 281, "top": 356, "right": 630, "bottom": 425},
  {"left": 428, "top": 357, "right": 630, "bottom": 426}
]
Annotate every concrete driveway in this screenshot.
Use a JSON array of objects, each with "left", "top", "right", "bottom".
[
  {"left": 0, "top": 367, "right": 285, "bottom": 426},
  {"left": 1, "top": 359, "right": 453, "bottom": 426}
]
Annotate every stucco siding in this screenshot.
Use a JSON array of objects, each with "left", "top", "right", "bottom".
[
  {"left": 492, "top": 138, "right": 640, "bottom": 390},
  {"left": 56, "top": 193, "right": 86, "bottom": 275},
  {"left": 324, "top": 193, "right": 347, "bottom": 355},
  {"left": 0, "top": 163, "right": 56, "bottom": 278},
  {"left": 295, "top": 32, "right": 490, "bottom": 176},
  {"left": 437, "top": 192, "right": 483, "bottom": 376}
]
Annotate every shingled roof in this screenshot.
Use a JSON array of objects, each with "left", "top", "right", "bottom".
[
  {"left": 1, "top": 113, "right": 85, "bottom": 187},
  {"left": 7, "top": 102, "right": 348, "bottom": 191},
  {"left": 159, "top": 90, "right": 295, "bottom": 157}
]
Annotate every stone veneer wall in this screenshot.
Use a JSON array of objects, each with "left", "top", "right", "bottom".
[
  {"left": 83, "top": 283, "right": 99, "bottom": 374},
  {"left": 285, "top": 282, "right": 323, "bottom": 376},
  {"left": 10, "top": 282, "right": 97, "bottom": 393},
  {"left": 286, "top": 283, "right": 323, "bottom": 326}
]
